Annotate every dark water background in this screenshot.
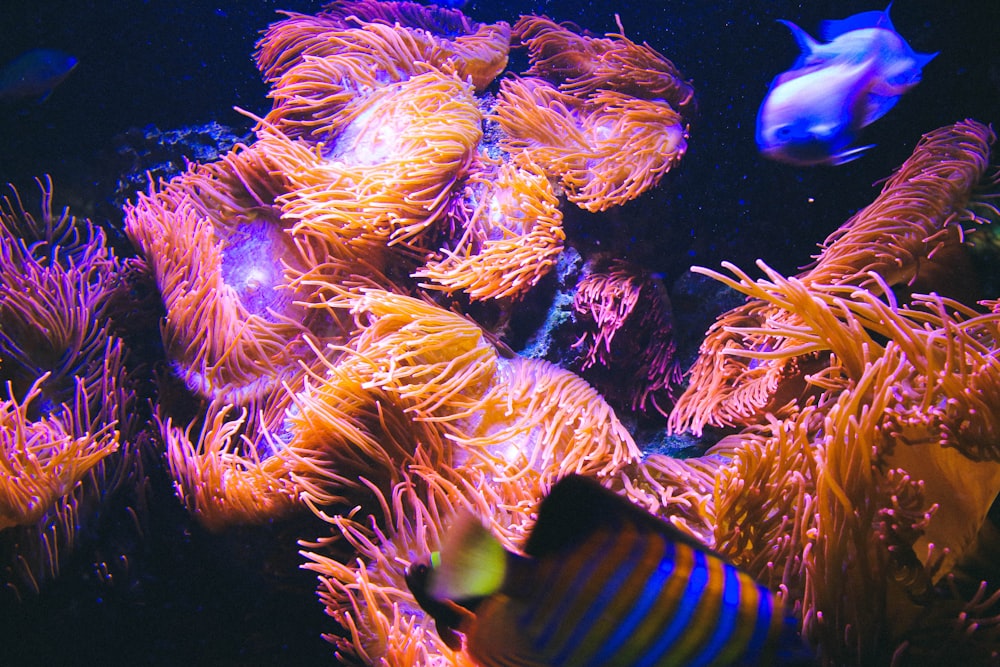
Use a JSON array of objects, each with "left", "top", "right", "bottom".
[{"left": 0, "top": 0, "right": 997, "bottom": 664}]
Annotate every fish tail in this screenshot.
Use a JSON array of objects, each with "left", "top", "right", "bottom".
[{"left": 429, "top": 511, "right": 508, "bottom": 601}]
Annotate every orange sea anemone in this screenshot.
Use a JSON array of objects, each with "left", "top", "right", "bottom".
[
  {"left": 571, "top": 257, "right": 682, "bottom": 416},
  {"left": 259, "top": 69, "right": 483, "bottom": 260},
  {"left": 256, "top": 0, "right": 509, "bottom": 88},
  {"left": 161, "top": 393, "right": 306, "bottom": 532},
  {"left": 670, "top": 119, "right": 998, "bottom": 435},
  {"left": 414, "top": 159, "right": 565, "bottom": 302},
  {"left": 0, "top": 180, "right": 139, "bottom": 600},
  {"left": 496, "top": 76, "right": 688, "bottom": 212},
  {"left": 662, "top": 260, "right": 1000, "bottom": 664},
  {"left": 0, "top": 376, "right": 118, "bottom": 533},
  {"left": 257, "top": 0, "right": 509, "bottom": 143},
  {"left": 124, "top": 143, "right": 343, "bottom": 405},
  {"left": 327, "top": 289, "right": 640, "bottom": 487},
  {"left": 253, "top": 288, "right": 641, "bottom": 660},
  {"left": 512, "top": 14, "right": 696, "bottom": 116},
  {"left": 301, "top": 461, "right": 517, "bottom": 665}
]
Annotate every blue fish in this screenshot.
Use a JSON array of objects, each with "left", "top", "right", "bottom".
[
  {"left": 756, "top": 4, "right": 936, "bottom": 166},
  {"left": 406, "top": 474, "right": 812, "bottom": 666},
  {"left": 0, "top": 49, "right": 78, "bottom": 103}
]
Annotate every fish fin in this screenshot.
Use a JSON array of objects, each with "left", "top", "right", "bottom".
[
  {"left": 467, "top": 597, "right": 551, "bottom": 667},
  {"left": 404, "top": 558, "right": 473, "bottom": 650},
  {"left": 523, "top": 474, "right": 713, "bottom": 558},
  {"left": 820, "top": 4, "right": 894, "bottom": 41},
  {"left": 916, "top": 50, "right": 939, "bottom": 69},
  {"left": 861, "top": 91, "right": 902, "bottom": 126},
  {"left": 430, "top": 511, "right": 508, "bottom": 602},
  {"left": 776, "top": 20, "right": 822, "bottom": 68},
  {"left": 830, "top": 143, "right": 874, "bottom": 165}
]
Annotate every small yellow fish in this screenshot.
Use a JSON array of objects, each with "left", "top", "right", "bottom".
[
  {"left": 406, "top": 474, "right": 813, "bottom": 666},
  {"left": 756, "top": 4, "right": 936, "bottom": 166}
]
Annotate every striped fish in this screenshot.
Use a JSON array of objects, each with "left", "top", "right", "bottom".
[{"left": 406, "top": 474, "right": 812, "bottom": 666}]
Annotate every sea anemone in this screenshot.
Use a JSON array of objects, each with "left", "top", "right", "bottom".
[
  {"left": 301, "top": 460, "right": 513, "bottom": 665},
  {"left": 259, "top": 69, "right": 483, "bottom": 259},
  {"left": 512, "top": 14, "right": 695, "bottom": 116},
  {"left": 257, "top": 0, "right": 509, "bottom": 143},
  {"left": 0, "top": 180, "right": 139, "bottom": 600},
  {"left": 670, "top": 120, "right": 998, "bottom": 435},
  {"left": 415, "top": 159, "right": 565, "bottom": 302},
  {"left": 161, "top": 393, "right": 306, "bottom": 531},
  {"left": 124, "top": 143, "right": 339, "bottom": 405},
  {"left": 330, "top": 289, "right": 640, "bottom": 483},
  {"left": 493, "top": 15, "right": 692, "bottom": 212},
  {"left": 256, "top": 0, "right": 509, "bottom": 88},
  {"left": 275, "top": 288, "right": 640, "bottom": 661},
  {"left": 571, "top": 257, "right": 682, "bottom": 417},
  {"left": 656, "top": 260, "right": 1000, "bottom": 664},
  {"left": 496, "top": 77, "right": 687, "bottom": 212}
]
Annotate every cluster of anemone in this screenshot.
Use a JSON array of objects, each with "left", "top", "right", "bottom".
[
  {"left": 118, "top": 0, "right": 691, "bottom": 662},
  {"left": 652, "top": 119, "right": 1000, "bottom": 664},
  {"left": 0, "top": 179, "right": 142, "bottom": 602},
  {"left": 10, "top": 1, "right": 999, "bottom": 665}
]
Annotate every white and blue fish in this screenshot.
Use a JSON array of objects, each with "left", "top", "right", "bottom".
[{"left": 756, "top": 3, "right": 937, "bottom": 166}]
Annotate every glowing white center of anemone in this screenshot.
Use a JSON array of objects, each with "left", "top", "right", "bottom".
[
  {"left": 220, "top": 216, "right": 295, "bottom": 320},
  {"left": 243, "top": 268, "right": 266, "bottom": 292},
  {"left": 325, "top": 82, "right": 412, "bottom": 166}
]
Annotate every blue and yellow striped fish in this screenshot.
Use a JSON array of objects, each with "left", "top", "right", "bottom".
[{"left": 405, "top": 474, "right": 812, "bottom": 666}]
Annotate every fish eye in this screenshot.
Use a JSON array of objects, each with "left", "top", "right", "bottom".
[{"left": 776, "top": 126, "right": 793, "bottom": 139}]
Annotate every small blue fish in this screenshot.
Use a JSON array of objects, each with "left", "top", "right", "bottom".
[
  {"left": 406, "top": 474, "right": 812, "bottom": 666},
  {"left": 0, "top": 49, "right": 78, "bottom": 103},
  {"left": 756, "top": 4, "right": 936, "bottom": 166}
]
